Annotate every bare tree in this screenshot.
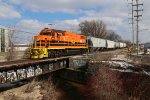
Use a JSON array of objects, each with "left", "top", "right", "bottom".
[
  {"left": 6, "top": 28, "right": 16, "bottom": 61},
  {"left": 123, "top": 40, "right": 131, "bottom": 47},
  {"left": 79, "top": 20, "right": 107, "bottom": 38},
  {"left": 106, "top": 30, "right": 122, "bottom": 41}
]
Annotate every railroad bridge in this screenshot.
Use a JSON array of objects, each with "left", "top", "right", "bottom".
[{"left": 0, "top": 57, "right": 70, "bottom": 84}]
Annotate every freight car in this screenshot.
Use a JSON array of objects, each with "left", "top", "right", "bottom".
[
  {"left": 87, "top": 36, "right": 106, "bottom": 51},
  {"left": 106, "top": 40, "right": 115, "bottom": 49},
  {"left": 87, "top": 36, "right": 127, "bottom": 51},
  {"left": 31, "top": 28, "right": 88, "bottom": 58},
  {"left": 123, "top": 43, "right": 127, "bottom": 48},
  {"left": 120, "top": 42, "right": 124, "bottom": 48},
  {"left": 115, "top": 42, "right": 120, "bottom": 48}
]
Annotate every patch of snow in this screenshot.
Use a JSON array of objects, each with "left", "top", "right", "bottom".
[
  {"left": 143, "top": 70, "right": 150, "bottom": 76},
  {"left": 107, "top": 60, "right": 134, "bottom": 68},
  {"left": 111, "top": 68, "right": 133, "bottom": 73}
]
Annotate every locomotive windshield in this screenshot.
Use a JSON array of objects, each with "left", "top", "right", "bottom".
[{"left": 40, "top": 30, "right": 53, "bottom": 36}]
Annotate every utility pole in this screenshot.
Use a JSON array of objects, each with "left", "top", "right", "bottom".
[
  {"left": 128, "top": 0, "right": 135, "bottom": 50},
  {"left": 133, "top": 0, "right": 143, "bottom": 55}
]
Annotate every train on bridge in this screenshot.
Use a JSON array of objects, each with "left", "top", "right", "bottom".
[
  {"left": 0, "top": 28, "right": 127, "bottom": 84},
  {"left": 31, "top": 28, "right": 126, "bottom": 59}
]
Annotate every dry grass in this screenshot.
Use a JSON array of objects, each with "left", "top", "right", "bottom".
[
  {"left": 85, "top": 66, "right": 126, "bottom": 100},
  {"left": 85, "top": 63, "right": 150, "bottom": 100},
  {"left": 91, "top": 52, "right": 113, "bottom": 61},
  {"left": 24, "top": 79, "right": 38, "bottom": 93},
  {"left": 40, "top": 77, "right": 60, "bottom": 100},
  {"left": 4, "top": 94, "right": 34, "bottom": 100},
  {"left": 1, "top": 77, "right": 59, "bottom": 100},
  {"left": 129, "top": 55, "right": 150, "bottom": 66}
]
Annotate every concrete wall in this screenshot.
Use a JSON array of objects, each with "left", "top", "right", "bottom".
[
  {"left": 14, "top": 47, "right": 29, "bottom": 51},
  {"left": 144, "top": 43, "right": 150, "bottom": 49}
]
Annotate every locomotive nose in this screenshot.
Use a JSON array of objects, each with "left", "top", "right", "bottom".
[
  {"left": 30, "top": 48, "right": 47, "bottom": 59},
  {"left": 31, "top": 49, "right": 39, "bottom": 56},
  {"left": 31, "top": 49, "right": 43, "bottom": 56}
]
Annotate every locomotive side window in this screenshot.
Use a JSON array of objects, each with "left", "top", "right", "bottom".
[
  {"left": 41, "top": 30, "right": 52, "bottom": 36},
  {"left": 61, "top": 32, "right": 64, "bottom": 36},
  {"left": 52, "top": 32, "right": 55, "bottom": 37},
  {"left": 41, "top": 32, "right": 46, "bottom": 35},
  {"left": 81, "top": 36, "right": 85, "bottom": 39},
  {"left": 47, "top": 30, "right": 52, "bottom": 36},
  {"left": 47, "top": 32, "right": 51, "bottom": 36},
  {"left": 56, "top": 33, "right": 60, "bottom": 38}
]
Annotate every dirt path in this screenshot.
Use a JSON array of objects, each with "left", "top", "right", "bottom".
[{"left": 0, "top": 82, "right": 42, "bottom": 100}]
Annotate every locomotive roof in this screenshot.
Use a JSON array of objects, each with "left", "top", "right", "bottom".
[
  {"left": 42, "top": 28, "right": 84, "bottom": 35},
  {"left": 52, "top": 29, "right": 66, "bottom": 33}
]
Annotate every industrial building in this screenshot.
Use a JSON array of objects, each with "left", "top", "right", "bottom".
[
  {"left": 144, "top": 42, "right": 150, "bottom": 54},
  {"left": 14, "top": 44, "right": 29, "bottom": 51},
  {"left": 0, "top": 27, "right": 9, "bottom": 52}
]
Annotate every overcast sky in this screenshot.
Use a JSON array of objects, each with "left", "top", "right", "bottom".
[{"left": 0, "top": 0, "right": 149, "bottom": 43}]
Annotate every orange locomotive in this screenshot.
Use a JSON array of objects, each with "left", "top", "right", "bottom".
[{"left": 31, "top": 28, "right": 88, "bottom": 58}]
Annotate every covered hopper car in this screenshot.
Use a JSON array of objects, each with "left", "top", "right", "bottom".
[
  {"left": 106, "top": 40, "right": 115, "bottom": 49},
  {"left": 87, "top": 36, "right": 127, "bottom": 51},
  {"left": 87, "top": 36, "right": 106, "bottom": 51}
]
